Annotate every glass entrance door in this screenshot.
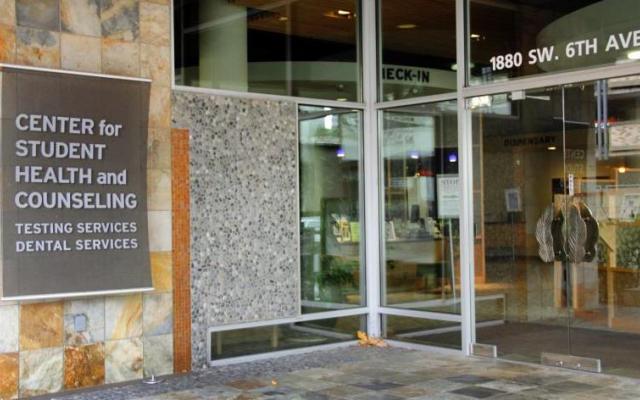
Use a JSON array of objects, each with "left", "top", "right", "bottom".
[
  {"left": 565, "top": 76, "right": 640, "bottom": 378},
  {"left": 471, "top": 86, "right": 572, "bottom": 364},
  {"left": 472, "top": 75, "right": 640, "bottom": 378}
]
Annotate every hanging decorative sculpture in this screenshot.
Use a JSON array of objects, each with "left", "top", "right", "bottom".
[
  {"left": 535, "top": 199, "right": 599, "bottom": 263},
  {"left": 565, "top": 204, "right": 587, "bottom": 263},
  {"left": 536, "top": 205, "right": 555, "bottom": 263}
]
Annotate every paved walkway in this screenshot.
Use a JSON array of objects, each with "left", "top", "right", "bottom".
[{"left": 39, "top": 346, "right": 640, "bottom": 400}]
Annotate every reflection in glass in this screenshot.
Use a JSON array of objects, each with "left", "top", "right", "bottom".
[
  {"left": 468, "top": 0, "right": 640, "bottom": 85},
  {"left": 299, "top": 106, "right": 364, "bottom": 314},
  {"left": 174, "top": 0, "right": 361, "bottom": 101},
  {"left": 211, "top": 316, "right": 365, "bottom": 360},
  {"left": 381, "top": 101, "right": 460, "bottom": 314},
  {"left": 379, "top": 0, "right": 456, "bottom": 101},
  {"left": 383, "top": 315, "right": 461, "bottom": 349}
]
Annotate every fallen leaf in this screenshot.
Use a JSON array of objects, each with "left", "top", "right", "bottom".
[{"left": 357, "top": 330, "right": 389, "bottom": 348}]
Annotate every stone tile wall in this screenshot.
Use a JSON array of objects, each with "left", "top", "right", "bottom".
[
  {"left": 0, "top": 0, "right": 173, "bottom": 398},
  {"left": 172, "top": 91, "right": 300, "bottom": 369}
]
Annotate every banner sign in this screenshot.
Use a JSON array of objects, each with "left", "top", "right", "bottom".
[
  {"left": 437, "top": 174, "right": 460, "bottom": 218},
  {"left": 0, "top": 66, "right": 152, "bottom": 299}
]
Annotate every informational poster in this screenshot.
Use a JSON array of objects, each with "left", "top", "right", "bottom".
[
  {"left": 0, "top": 66, "right": 152, "bottom": 299},
  {"left": 620, "top": 193, "right": 640, "bottom": 221},
  {"left": 610, "top": 123, "right": 640, "bottom": 154},
  {"left": 504, "top": 188, "right": 523, "bottom": 212},
  {"left": 436, "top": 174, "right": 460, "bottom": 218}
]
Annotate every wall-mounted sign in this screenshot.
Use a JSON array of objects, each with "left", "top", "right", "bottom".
[
  {"left": 381, "top": 65, "right": 456, "bottom": 90},
  {"left": 488, "top": 27, "right": 640, "bottom": 73},
  {"left": 436, "top": 174, "right": 460, "bottom": 218},
  {"left": 0, "top": 66, "right": 152, "bottom": 300},
  {"left": 503, "top": 135, "right": 556, "bottom": 148}
]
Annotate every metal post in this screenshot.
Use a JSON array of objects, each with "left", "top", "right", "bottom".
[
  {"left": 456, "top": 0, "right": 476, "bottom": 355},
  {"left": 362, "top": 0, "right": 382, "bottom": 337},
  {"left": 448, "top": 219, "right": 457, "bottom": 303}
]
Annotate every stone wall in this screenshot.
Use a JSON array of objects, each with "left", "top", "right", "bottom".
[
  {"left": 172, "top": 91, "right": 300, "bottom": 369},
  {"left": 0, "top": 0, "right": 173, "bottom": 398}
]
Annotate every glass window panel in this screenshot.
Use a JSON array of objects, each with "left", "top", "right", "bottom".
[
  {"left": 211, "top": 316, "right": 366, "bottom": 360},
  {"left": 379, "top": 0, "right": 457, "bottom": 101},
  {"left": 468, "top": 0, "right": 640, "bottom": 85},
  {"left": 383, "top": 315, "right": 461, "bottom": 349},
  {"left": 299, "top": 105, "right": 364, "bottom": 314},
  {"left": 380, "top": 101, "right": 460, "bottom": 314},
  {"left": 174, "top": 0, "right": 361, "bottom": 101}
]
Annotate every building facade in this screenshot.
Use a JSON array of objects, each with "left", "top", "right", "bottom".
[{"left": 2, "top": 0, "right": 640, "bottom": 398}]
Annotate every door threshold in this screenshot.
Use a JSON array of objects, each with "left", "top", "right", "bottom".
[{"left": 541, "top": 352, "right": 602, "bottom": 373}]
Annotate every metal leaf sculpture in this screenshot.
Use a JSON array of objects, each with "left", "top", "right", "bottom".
[
  {"left": 536, "top": 205, "right": 555, "bottom": 263},
  {"left": 565, "top": 204, "right": 587, "bottom": 263}
]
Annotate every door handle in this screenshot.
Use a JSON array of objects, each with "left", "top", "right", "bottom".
[
  {"left": 596, "top": 80, "right": 602, "bottom": 160},
  {"left": 602, "top": 80, "right": 609, "bottom": 160}
]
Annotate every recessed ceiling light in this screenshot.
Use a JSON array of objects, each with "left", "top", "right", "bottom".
[
  {"left": 278, "top": 16, "right": 288, "bottom": 22},
  {"left": 470, "top": 33, "right": 481, "bottom": 40},
  {"left": 547, "top": 146, "right": 557, "bottom": 151},
  {"left": 325, "top": 10, "right": 354, "bottom": 19},
  {"left": 397, "top": 23, "right": 417, "bottom": 29},
  {"left": 618, "top": 166, "right": 628, "bottom": 174},
  {"left": 451, "top": 62, "right": 475, "bottom": 71},
  {"left": 628, "top": 50, "right": 640, "bottom": 60},
  {"left": 469, "top": 95, "right": 492, "bottom": 109}
]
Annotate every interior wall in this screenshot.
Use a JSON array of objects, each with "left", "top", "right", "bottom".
[
  {"left": 0, "top": 0, "right": 173, "bottom": 398},
  {"left": 172, "top": 90, "right": 300, "bottom": 369}
]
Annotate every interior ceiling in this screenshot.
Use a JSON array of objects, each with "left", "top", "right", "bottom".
[
  {"left": 225, "top": 0, "right": 586, "bottom": 61},
  {"left": 230, "top": 0, "right": 458, "bottom": 59},
  {"left": 230, "top": 0, "right": 360, "bottom": 44}
]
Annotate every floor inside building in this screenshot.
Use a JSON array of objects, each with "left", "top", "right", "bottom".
[
  {"left": 35, "top": 345, "right": 640, "bottom": 400},
  {"left": 475, "top": 322, "right": 640, "bottom": 379}
]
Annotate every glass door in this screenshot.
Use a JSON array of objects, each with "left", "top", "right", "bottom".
[
  {"left": 566, "top": 75, "right": 640, "bottom": 378},
  {"left": 473, "top": 75, "right": 640, "bottom": 378},
  {"left": 471, "top": 86, "right": 572, "bottom": 364}
]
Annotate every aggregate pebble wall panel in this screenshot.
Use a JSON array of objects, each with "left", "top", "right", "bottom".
[{"left": 172, "top": 91, "right": 300, "bottom": 369}]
